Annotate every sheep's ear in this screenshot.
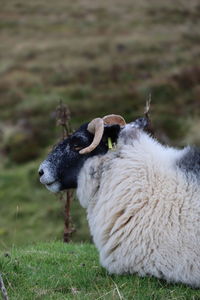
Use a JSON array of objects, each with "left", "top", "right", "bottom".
[
  {"left": 103, "top": 124, "right": 121, "bottom": 142},
  {"left": 133, "top": 117, "right": 154, "bottom": 135},
  {"left": 133, "top": 117, "right": 148, "bottom": 129}
]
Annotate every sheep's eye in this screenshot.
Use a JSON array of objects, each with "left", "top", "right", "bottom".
[{"left": 74, "top": 144, "right": 82, "bottom": 151}]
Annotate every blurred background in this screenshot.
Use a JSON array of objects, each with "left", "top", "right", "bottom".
[{"left": 0, "top": 0, "right": 200, "bottom": 249}]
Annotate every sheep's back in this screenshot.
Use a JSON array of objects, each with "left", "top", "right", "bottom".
[{"left": 86, "top": 145, "right": 200, "bottom": 287}]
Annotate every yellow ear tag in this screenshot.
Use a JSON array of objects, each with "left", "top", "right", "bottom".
[{"left": 108, "top": 137, "right": 113, "bottom": 150}]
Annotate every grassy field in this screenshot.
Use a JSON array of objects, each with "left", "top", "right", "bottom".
[
  {"left": 1, "top": 0, "right": 200, "bottom": 140},
  {"left": 0, "top": 161, "right": 90, "bottom": 250},
  {"left": 0, "top": 0, "right": 200, "bottom": 248},
  {"left": 1, "top": 1, "right": 200, "bottom": 298},
  {"left": 1, "top": 242, "right": 200, "bottom": 300}
]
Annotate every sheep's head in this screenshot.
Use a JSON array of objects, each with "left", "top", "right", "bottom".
[
  {"left": 38, "top": 115, "right": 125, "bottom": 192},
  {"left": 39, "top": 114, "right": 152, "bottom": 193}
]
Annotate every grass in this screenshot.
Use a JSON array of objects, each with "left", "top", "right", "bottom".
[
  {"left": 1, "top": 2, "right": 200, "bottom": 298},
  {"left": 1, "top": 242, "right": 200, "bottom": 300},
  {"left": 1, "top": 0, "right": 200, "bottom": 140},
  {"left": 0, "top": 160, "right": 90, "bottom": 250}
]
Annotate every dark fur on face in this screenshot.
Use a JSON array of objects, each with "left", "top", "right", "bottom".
[
  {"left": 39, "top": 116, "right": 150, "bottom": 191},
  {"left": 43, "top": 123, "right": 121, "bottom": 190}
]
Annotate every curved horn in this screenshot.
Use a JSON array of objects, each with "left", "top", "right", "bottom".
[
  {"left": 79, "top": 118, "right": 104, "bottom": 154},
  {"left": 103, "top": 114, "right": 126, "bottom": 126}
]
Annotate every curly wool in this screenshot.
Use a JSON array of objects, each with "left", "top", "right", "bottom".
[{"left": 77, "top": 126, "right": 200, "bottom": 287}]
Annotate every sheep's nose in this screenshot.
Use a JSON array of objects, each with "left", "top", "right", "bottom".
[{"left": 39, "top": 169, "right": 44, "bottom": 177}]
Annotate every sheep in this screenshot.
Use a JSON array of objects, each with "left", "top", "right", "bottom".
[{"left": 39, "top": 114, "right": 200, "bottom": 287}]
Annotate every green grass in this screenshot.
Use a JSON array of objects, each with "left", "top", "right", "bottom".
[
  {"left": 1, "top": 242, "right": 200, "bottom": 300},
  {"left": 1, "top": 0, "right": 200, "bottom": 150},
  {"left": 0, "top": 161, "right": 90, "bottom": 250},
  {"left": 1, "top": 2, "right": 200, "bottom": 298}
]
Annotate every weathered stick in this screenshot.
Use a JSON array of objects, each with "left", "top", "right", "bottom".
[
  {"left": 56, "top": 100, "right": 75, "bottom": 243},
  {"left": 56, "top": 100, "right": 71, "bottom": 140},
  {"left": 144, "top": 94, "right": 151, "bottom": 120},
  {"left": 144, "top": 95, "right": 154, "bottom": 135},
  {"left": 0, "top": 274, "right": 9, "bottom": 300},
  {"left": 63, "top": 190, "right": 75, "bottom": 243}
]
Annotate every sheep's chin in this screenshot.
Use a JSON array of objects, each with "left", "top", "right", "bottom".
[{"left": 45, "top": 182, "right": 61, "bottom": 193}]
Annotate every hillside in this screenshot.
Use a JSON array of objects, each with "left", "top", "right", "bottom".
[
  {"left": 1, "top": 242, "right": 200, "bottom": 300},
  {"left": 1, "top": 0, "right": 200, "bottom": 146}
]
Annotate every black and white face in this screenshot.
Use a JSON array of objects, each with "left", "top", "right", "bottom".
[
  {"left": 38, "top": 123, "right": 121, "bottom": 193},
  {"left": 39, "top": 116, "right": 151, "bottom": 193}
]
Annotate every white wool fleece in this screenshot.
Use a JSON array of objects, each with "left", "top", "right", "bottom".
[{"left": 77, "top": 126, "right": 200, "bottom": 287}]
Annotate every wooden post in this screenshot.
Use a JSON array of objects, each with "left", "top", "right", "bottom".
[{"left": 56, "top": 100, "right": 75, "bottom": 243}]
